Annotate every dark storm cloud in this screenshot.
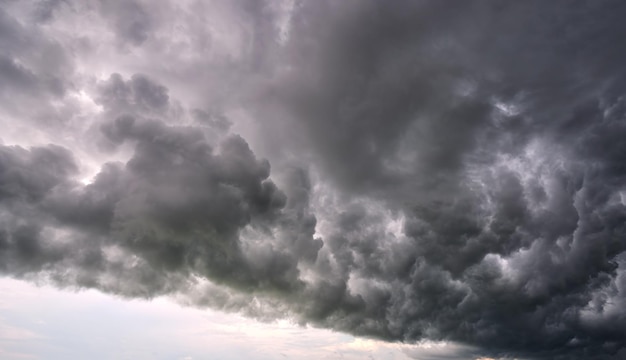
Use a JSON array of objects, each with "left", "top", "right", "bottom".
[
  {"left": 260, "top": 0, "right": 626, "bottom": 199},
  {"left": 0, "top": 145, "right": 77, "bottom": 202},
  {"left": 251, "top": 1, "right": 626, "bottom": 358},
  {"left": 56, "top": 117, "right": 303, "bottom": 289},
  {"left": 0, "top": 74, "right": 329, "bottom": 299},
  {"left": 2, "top": 1, "right": 626, "bottom": 359},
  {"left": 0, "top": 128, "right": 292, "bottom": 298},
  {"left": 0, "top": 144, "right": 79, "bottom": 277}
]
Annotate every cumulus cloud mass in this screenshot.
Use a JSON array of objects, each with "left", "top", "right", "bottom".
[{"left": 2, "top": 1, "right": 626, "bottom": 359}]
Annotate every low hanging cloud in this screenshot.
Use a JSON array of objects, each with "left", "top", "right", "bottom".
[{"left": 1, "top": 0, "right": 626, "bottom": 359}]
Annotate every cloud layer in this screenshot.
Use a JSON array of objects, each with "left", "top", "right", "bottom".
[{"left": 1, "top": 1, "right": 626, "bottom": 359}]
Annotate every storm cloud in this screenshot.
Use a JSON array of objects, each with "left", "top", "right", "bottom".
[{"left": 1, "top": 0, "right": 626, "bottom": 359}]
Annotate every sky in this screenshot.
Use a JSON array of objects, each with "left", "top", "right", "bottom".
[
  {"left": 0, "top": 0, "right": 626, "bottom": 359},
  {"left": 2, "top": 277, "right": 481, "bottom": 360}
]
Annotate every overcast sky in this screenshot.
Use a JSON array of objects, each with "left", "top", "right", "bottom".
[{"left": 1, "top": 1, "right": 626, "bottom": 359}]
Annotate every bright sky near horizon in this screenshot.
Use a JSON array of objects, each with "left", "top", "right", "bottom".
[{"left": 0, "top": 277, "right": 491, "bottom": 360}]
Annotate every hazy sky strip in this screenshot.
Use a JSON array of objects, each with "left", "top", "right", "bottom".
[{"left": 0, "top": 277, "right": 495, "bottom": 360}]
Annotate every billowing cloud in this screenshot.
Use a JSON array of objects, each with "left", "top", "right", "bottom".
[{"left": 1, "top": 1, "right": 626, "bottom": 359}]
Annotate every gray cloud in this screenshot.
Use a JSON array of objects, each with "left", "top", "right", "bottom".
[
  {"left": 251, "top": 1, "right": 626, "bottom": 358},
  {"left": 0, "top": 6, "right": 71, "bottom": 114},
  {"left": 97, "top": 0, "right": 153, "bottom": 47},
  {"left": 1, "top": 1, "right": 626, "bottom": 359}
]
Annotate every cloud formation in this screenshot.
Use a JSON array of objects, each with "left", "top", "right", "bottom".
[{"left": 1, "top": 0, "right": 626, "bottom": 359}]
